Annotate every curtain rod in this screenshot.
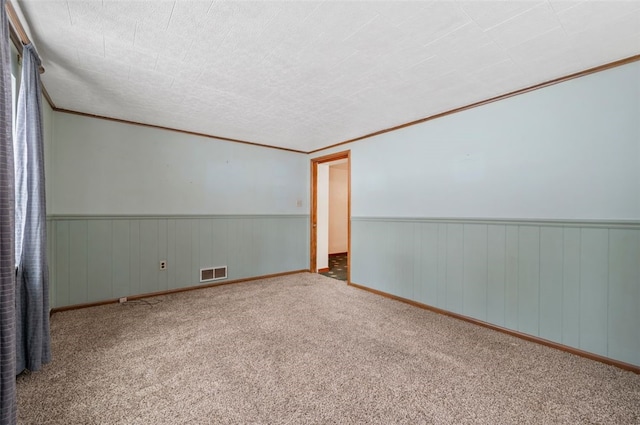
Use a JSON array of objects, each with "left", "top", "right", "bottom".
[{"left": 5, "top": 0, "right": 45, "bottom": 74}]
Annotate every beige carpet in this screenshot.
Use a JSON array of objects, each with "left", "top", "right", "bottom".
[{"left": 17, "top": 272, "right": 640, "bottom": 424}]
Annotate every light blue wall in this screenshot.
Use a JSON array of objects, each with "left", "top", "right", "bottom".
[
  {"left": 51, "top": 113, "right": 309, "bottom": 215},
  {"left": 317, "top": 61, "right": 640, "bottom": 220},
  {"left": 312, "top": 60, "right": 640, "bottom": 366},
  {"left": 47, "top": 112, "right": 310, "bottom": 308}
]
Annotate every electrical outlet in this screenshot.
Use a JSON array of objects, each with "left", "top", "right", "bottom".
[
  {"left": 160, "top": 260, "right": 167, "bottom": 270},
  {"left": 296, "top": 200, "right": 303, "bottom": 207},
  {"left": 119, "top": 297, "right": 127, "bottom": 303}
]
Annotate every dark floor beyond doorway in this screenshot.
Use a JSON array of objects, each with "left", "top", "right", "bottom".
[{"left": 321, "top": 253, "right": 347, "bottom": 281}]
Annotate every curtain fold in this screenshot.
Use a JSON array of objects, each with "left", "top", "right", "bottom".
[
  {"left": 0, "top": 0, "right": 17, "bottom": 421},
  {"left": 14, "top": 42, "right": 50, "bottom": 374}
]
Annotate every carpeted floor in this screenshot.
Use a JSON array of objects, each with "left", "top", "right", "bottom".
[
  {"left": 17, "top": 273, "right": 640, "bottom": 424},
  {"left": 320, "top": 253, "right": 347, "bottom": 281}
]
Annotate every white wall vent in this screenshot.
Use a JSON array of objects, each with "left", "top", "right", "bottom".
[{"left": 200, "top": 266, "right": 227, "bottom": 282}]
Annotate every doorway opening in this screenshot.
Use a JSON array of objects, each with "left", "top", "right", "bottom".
[{"left": 310, "top": 151, "right": 350, "bottom": 283}]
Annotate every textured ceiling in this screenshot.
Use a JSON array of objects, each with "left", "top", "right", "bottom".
[{"left": 16, "top": 0, "right": 640, "bottom": 152}]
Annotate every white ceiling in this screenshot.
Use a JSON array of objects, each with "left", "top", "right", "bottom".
[{"left": 16, "top": 0, "right": 640, "bottom": 152}]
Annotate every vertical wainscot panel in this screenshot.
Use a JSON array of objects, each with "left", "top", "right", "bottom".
[
  {"left": 54, "top": 221, "right": 70, "bottom": 308},
  {"left": 436, "top": 224, "right": 447, "bottom": 309},
  {"left": 139, "top": 220, "right": 159, "bottom": 294},
  {"left": 129, "top": 220, "right": 141, "bottom": 296},
  {"left": 166, "top": 219, "right": 176, "bottom": 289},
  {"left": 174, "top": 219, "right": 192, "bottom": 288},
  {"left": 607, "top": 229, "right": 640, "bottom": 365},
  {"left": 211, "top": 218, "right": 228, "bottom": 274},
  {"left": 463, "top": 224, "right": 488, "bottom": 321},
  {"left": 364, "top": 220, "right": 389, "bottom": 293},
  {"left": 486, "top": 225, "right": 506, "bottom": 326},
  {"left": 412, "top": 222, "right": 422, "bottom": 303},
  {"left": 504, "top": 225, "right": 519, "bottom": 329},
  {"left": 87, "top": 220, "right": 112, "bottom": 302},
  {"left": 416, "top": 223, "right": 438, "bottom": 306},
  {"left": 292, "top": 217, "right": 309, "bottom": 271},
  {"left": 445, "top": 224, "right": 464, "bottom": 314},
  {"left": 562, "top": 227, "right": 581, "bottom": 348},
  {"left": 112, "top": 220, "right": 130, "bottom": 299},
  {"left": 517, "top": 226, "right": 540, "bottom": 336},
  {"left": 68, "top": 220, "right": 88, "bottom": 305},
  {"left": 391, "top": 222, "right": 415, "bottom": 300},
  {"left": 190, "top": 218, "right": 201, "bottom": 285},
  {"left": 378, "top": 221, "right": 395, "bottom": 294},
  {"left": 157, "top": 219, "right": 169, "bottom": 291},
  {"left": 198, "top": 218, "right": 214, "bottom": 278},
  {"left": 579, "top": 228, "right": 609, "bottom": 356},
  {"left": 350, "top": 219, "right": 370, "bottom": 286},
  {"left": 46, "top": 219, "right": 56, "bottom": 308},
  {"left": 539, "top": 227, "right": 563, "bottom": 343},
  {"left": 260, "top": 217, "right": 282, "bottom": 276},
  {"left": 226, "top": 217, "right": 251, "bottom": 280}
]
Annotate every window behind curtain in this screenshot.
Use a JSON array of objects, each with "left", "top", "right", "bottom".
[
  {"left": 10, "top": 43, "right": 19, "bottom": 268},
  {"left": 10, "top": 42, "right": 18, "bottom": 139}
]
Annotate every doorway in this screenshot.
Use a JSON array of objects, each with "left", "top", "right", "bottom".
[{"left": 310, "top": 150, "right": 351, "bottom": 283}]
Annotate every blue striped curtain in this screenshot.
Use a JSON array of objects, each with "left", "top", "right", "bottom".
[
  {"left": 14, "top": 42, "right": 50, "bottom": 374},
  {"left": 0, "top": 0, "right": 17, "bottom": 421}
]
